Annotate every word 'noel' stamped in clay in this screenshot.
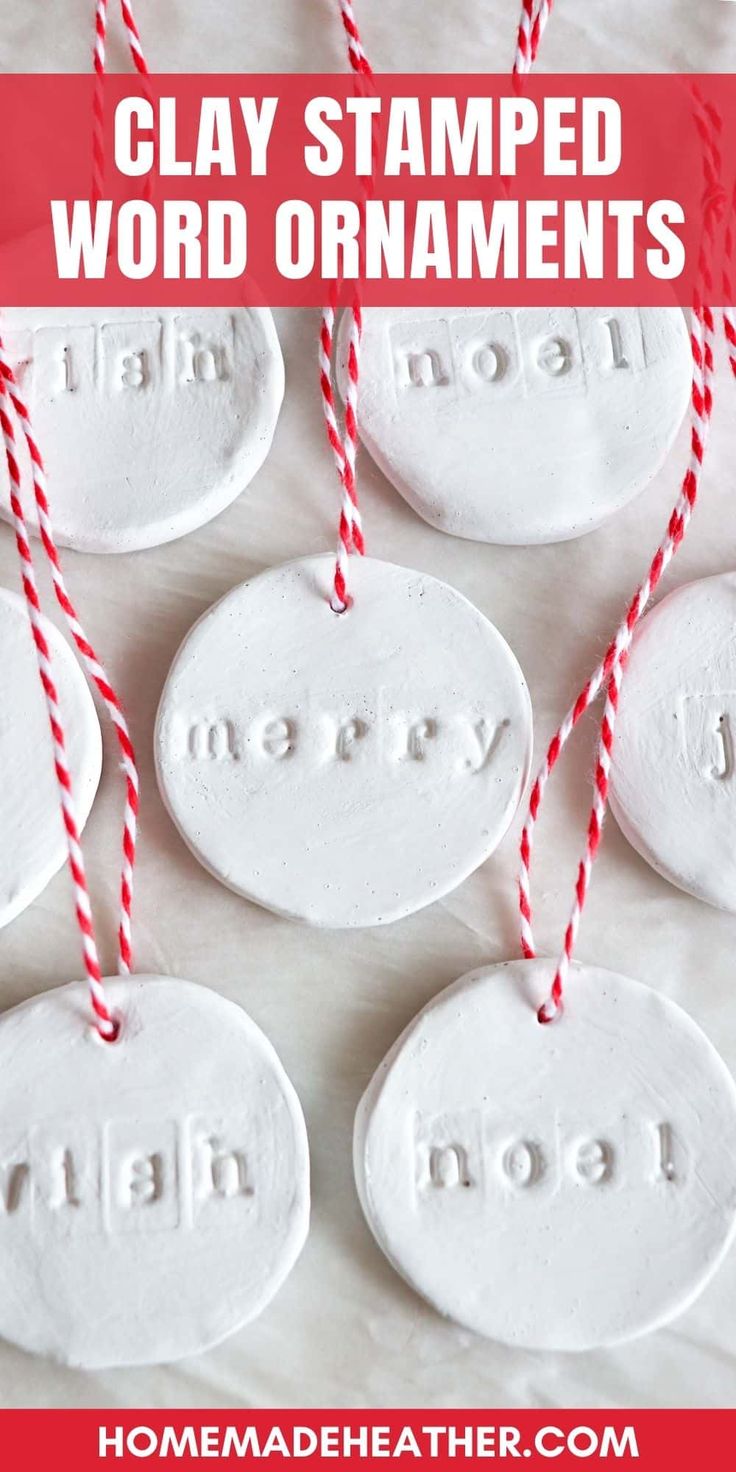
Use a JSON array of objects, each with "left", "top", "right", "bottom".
[
  {"left": 355, "top": 961, "right": 736, "bottom": 1351},
  {"left": 389, "top": 308, "right": 642, "bottom": 397},
  {"left": 155, "top": 555, "right": 533, "bottom": 929},
  {"left": 414, "top": 1112, "right": 681, "bottom": 1197},
  {"left": 341, "top": 305, "right": 692, "bottom": 545},
  {"left": 0, "top": 306, "right": 284, "bottom": 553}
]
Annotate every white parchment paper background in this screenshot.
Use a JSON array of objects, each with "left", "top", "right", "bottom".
[{"left": 0, "top": 0, "right": 735, "bottom": 1409}]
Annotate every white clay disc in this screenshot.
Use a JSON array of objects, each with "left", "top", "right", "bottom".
[
  {"left": 0, "top": 307, "right": 284, "bottom": 553},
  {"left": 355, "top": 959, "right": 736, "bottom": 1350},
  {"left": 610, "top": 573, "right": 736, "bottom": 911},
  {"left": 0, "top": 976, "right": 309, "bottom": 1367},
  {"left": 154, "top": 555, "right": 532, "bottom": 928},
  {"left": 0, "top": 586, "right": 101, "bottom": 929},
  {"left": 339, "top": 307, "right": 691, "bottom": 545}
]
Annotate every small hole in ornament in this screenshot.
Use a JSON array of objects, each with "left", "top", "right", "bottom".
[
  {"left": 94, "top": 1010, "right": 124, "bottom": 1046},
  {"left": 537, "top": 1000, "right": 562, "bottom": 1026}
]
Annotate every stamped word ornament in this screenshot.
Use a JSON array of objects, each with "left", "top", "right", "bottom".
[
  {"left": 155, "top": 554, "right": 532, "bottom": 928},
  {"left": 0, "top": 586, "right": 101, "bottom": 929},
  {"left": 0, "top": 306, "right": 284, "bottom": 553},
  {"left": 0, "top": 976, "right": 309, "bottom": 1367},
  {"left": 355, "top": 961, "right": 736, "bottom": 1350},
  {"left": 339, "top": 306, "right": 692, "bottom": 544},
  {"left": 609, "top": 573, "right": 736, "bottom": 911}
]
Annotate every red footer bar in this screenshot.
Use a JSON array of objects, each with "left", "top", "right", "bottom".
[{"left": 0, "top": 1410, "right": 732, "bottom": 1470}]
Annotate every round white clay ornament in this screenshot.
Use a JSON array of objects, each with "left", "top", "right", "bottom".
[
  {"left": 0, "top": 976, "right": 309, "bottom": 1367},
  {"left": 154, "top": 554, "right": 533, "bottom": 928},
  {"left": 355, "top": 959, "right": 736, "bottom": 1350},
  {"left": 0, "top": 306, "right": 284, "bottom": 553},
  {"left": 610, "top": 573, "right": 736, "bottom": 912},
  {"left": 339, "top": 307, "right": 692, "bottom": 544},
  {"left": 0, "top": 586, "right": 101, "bottom": 929}
]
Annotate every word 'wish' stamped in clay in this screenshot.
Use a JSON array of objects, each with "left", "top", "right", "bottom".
[
  {"left": 0, "top": 977, "right": 309, "bottom": 1367},
  {"left": 0, "top": 306, "right": 284, "bottom": 553}
]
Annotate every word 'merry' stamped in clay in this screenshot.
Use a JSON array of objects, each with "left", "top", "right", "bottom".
[
  {"left": 155, "top": 555, "right": 533, "bottom": 929},
  {"left": 172, "top": 700, "right": 509, "bottom": 773}
]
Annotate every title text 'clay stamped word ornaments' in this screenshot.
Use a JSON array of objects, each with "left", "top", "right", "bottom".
[
  {"left": 155, "top": 553, "right": 532, "bottom": 928},
  {"left": 339, "top": 307, "right": 692, "bottom": 544},
  {"left": 609, "top": 572, "right": 736, "bottom": 911},
  {"left": 0, "top": 586, "right": 101, "bottom": 929},
  {"left": 0, "top": 307, "right": 284, "bottom": 553}
]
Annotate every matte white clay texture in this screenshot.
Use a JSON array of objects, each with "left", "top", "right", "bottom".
[
  {"left": 0, "top": 976, "right": 310, "bottom": 1368},
  {"left": 339, "top": 307, "right": 692, "bottom": 545},
  {"left": 0, "top": 586, "right": 101, "bottom": 928},
  {"left": 355, "top": 959, "right": 736, "bottom": 1351},
  {"left": 0, "top": 307, "right": 284, "bottom": 553},
  {"left": 154, "top": 555, "right": 533, "bottom": 928},
  {"left": 609, "top": 573, "right": 736, "bottom": 912}
]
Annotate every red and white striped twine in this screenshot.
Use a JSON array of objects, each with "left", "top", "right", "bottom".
[
  {"left": 318, "top": 0, "right": 553, "bottom": 610},
  {"left": 514, "top": 0, "right": 555, "bottom": 76},
  {"left": 514, "top": 35, "right": 727, "bottom": 1018},
  {"left": 0, "top": 353, "right": 133, "bottom": 1040},
  {"left": 320, "top": 287, "right": 366, "bottom": 612},
  {"left": 336, "top": 0, "right": 372, "bottom": 77},
  {"left": 319, "top": 1, "right": 375, "bottom": 612},
  {"left": 519, "top": 303, "right": 716, "bottom": 1023},
  {"left": 92, "top": 0, "right": 153, "bottom": 208},
  {"left": 119, "top": 0, "right": 149, "bottom": 76},
  {"left": 91, "top": 0, "right": 108, "bottom": 206},
  {"left": 0, "top": 346, "right": 140, "bottom": 987},
  {"left": 319, "top": 0, "right": 557, "bottom": 610},
  {"left": 0, "top": 372, "right": 114, "bottom": 1034},
  {"left": 0, "top": 0, "right": 151, "bottom": 1035}
]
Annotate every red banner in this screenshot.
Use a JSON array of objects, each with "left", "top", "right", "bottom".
[
  {"left": 1, "top": 74, "right": 735, "bottom": 306},
  {"left": 0, "top": 1410, "right": 733, "bottom": 1469}
]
